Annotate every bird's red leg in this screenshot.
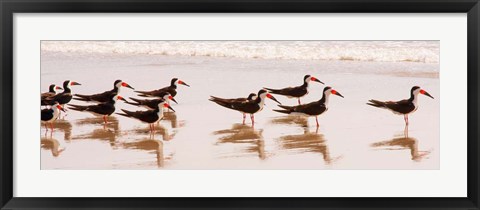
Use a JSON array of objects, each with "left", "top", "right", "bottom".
[
  {"left": 406, "top": 115, "right": 409, "bottom": 126},
  {"left": 242, "top": 113, "right": 246, "bottom": 125},
  {"left": 250, "top": 114, "right": 255, "bottom": 125},
  {"left": 103, "top": 115, "right": 107, "bottom": 124},
  {"left": 404, "top": 123, "right": 409, "bottom": 138},
  {"left": 50, "top": 122, "right": 54, "bottom": 131},
  {"left": 152, "top": 124, "right": 156, "bottom": 137},
  {"left": 44, "top": 123, "right": 48, "bottom": 131},
  {"left": 316, "top": 116, "right": 319, "bottom": 127},
  {"left": 298, "top": 98, "right": 301, "bottom": 105}
]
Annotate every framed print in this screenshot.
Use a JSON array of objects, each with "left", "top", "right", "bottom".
[{"left": 1, "top": 0, "right": 479, "bottom": 209}]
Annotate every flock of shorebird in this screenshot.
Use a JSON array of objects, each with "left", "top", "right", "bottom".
[{"left": 41, "top": 75, "right": 434, "bottom": 134}]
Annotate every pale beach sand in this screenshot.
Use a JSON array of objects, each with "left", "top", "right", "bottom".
[{"left": 40, "top": 41, "right": 439, "bottom": 169}]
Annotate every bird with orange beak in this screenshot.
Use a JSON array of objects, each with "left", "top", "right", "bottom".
[
  {"left": 41, "top": 102, "right": 66, "bottom": 131},
  {"left": 367, "top": 86, "right": 434, "bottom": 127},
  {"left": 68, "top": 94, "right": 128, "bottom": 124},
  {"left": 41, "top": 84, "right": 63, "bottom": 106},
  {"left": 274, "top": 86, "right": 344, "bottom": 127},
  {"left": 74, "top": 79, "right": 134, "bottom": 103},
  {"left": 43, "top": 80, "right": 81, "bottom": 106},
  {"left": 264, "top": 75, "right": 324, "bottom": 105},
  {"left": 210, "top": 89, "right": 281, "bottom": 126},
  {"left": 117, "top": 100, "right": 175, "bottom": 133},
  {"left": 135, "top": 78, "right": 190, "bottom": 99}
]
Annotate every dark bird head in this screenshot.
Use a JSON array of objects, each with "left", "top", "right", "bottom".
[
  {"left": 259, "top": 89, "right": 281, "bottom": 105},
  {"left": 163, "top": 93, "right": 178, "bottom": 104},
  {"left": 304, "top": 75, "right": 324, "bottom": 84},
  {"left": 48, "top": 84, "right": 62, "bottom": 92},
  {"left": 247, "top": 93, "right": 257, "bottom": 101},
  {"left": 64, "top": 80, "right": 81, "bottom": 89},
  {"left": 412, "top": 86, "right": 434, "bottom": 99},
  {"left": 324, "top": 86, "right": 344, "bottom": 98},
  {"left": 172, "top": 78, "right": 190, "bottom": 87},
  {"left": 114, "top": 95, "right": 128, "bottom": 103},
  {"left": 159, "top": 101, "right": 175, "bottom": 112},
  {"left": 115, "top": 79, "right": 134, "bottom": 90},
  {"left": 54, "top": 103, "right": 66, "bottom": 112}
]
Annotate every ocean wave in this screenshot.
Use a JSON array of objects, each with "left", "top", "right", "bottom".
[{"left": 41, "top": 41, "right": 439, "bottom": 63}]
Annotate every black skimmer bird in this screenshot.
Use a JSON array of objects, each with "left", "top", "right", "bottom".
[
  {"left": 74, "top": 79, "right": 134, "bottom": 103},
  {"left": 117, "top": 100, "right": 175, "bottom": 133},
  {"left": 68, "top": 94, "right": 128, "bottom": 124},
  {"left": 126, "top": 93, "right": 178, "bottom": 110},
  {"left": 41, "top": 84, "right": 63, "bottom": 106},
  {"left": 367, "top": 86, "right": 434, "bottom": 127},
  {"left": 41, "top": 102, "right": 66, "bottom": 131},
  {"left": 43, "top": 80, "right": 81, "bottom": 106},
  {"left": 273, "top": 86, "right": 344, "bottom": 127},
  {"left": 135, "top": 78, "right": 190, "bottom": 98},
  {"left": 264, "top": 75, "right": 324, "bottom": 105},
  {"left": 209, "top": 89, "right": 281, "bottom": 125},
  {"left": 209, "top": 93, "right": 257, "bottom": 104}
]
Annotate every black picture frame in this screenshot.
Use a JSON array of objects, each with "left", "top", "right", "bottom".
[{"left": 1, "top": 0, "right": 479, "bottom": 209}]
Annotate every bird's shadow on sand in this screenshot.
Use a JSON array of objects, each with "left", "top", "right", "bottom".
[
  {"left": 47, "top": 119, "right": 73, "bottom": 141},
  {"left": 163, "top": 112, "right": 185, "bottom": 129},
  {"left": 41, "top": 134, "right": 65, "bottom": 157},
  {"left": 128, "top": 123, "right": 177, "bottom": 141},
  {"left": 213, "top": 123, "right": 266, "bottom": 160},
  {"left": 71, "top": 117, "right": 121, "bottom": 148},
  {"left": 270, "top": 115, "right": 341, "bottom": 165},
  {"left": 120, "top": 138, "right": 173, "bottom": 168},
  {"left": 370, "top": 131, "right": 431, "bottom": 162}
]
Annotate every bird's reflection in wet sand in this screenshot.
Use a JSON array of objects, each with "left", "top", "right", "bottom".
[
  {"left": 76, "top": 116, "right": 120, "bottom": 130},
  {"left": 271, "top": 116, "right": 338, "bottom": 164},
  {"left": 53, "top": 119, "right": 73, "bottom": 140},
  {"left": 131, "top": 123, "right": 176, "bottom": 141},
  {"left": 72, "top": 117, "right": 120, "bottom": 147},
  {"left": 121, "top": 138, "right": 167, "bottom": 168},
  {"left": 41, "top": 135, "right": 65, "bottom": 157},
  {"left": 371, "top": 132, "right": 430, "bottom": 161},
  {"left": 270, "top": 115, "right": 309, "bottom": 126},
  {"left": 213, "top": 123, "right": 266, "bottom": 160},
  {"left": 162, "top": 112, "right": 185, "bottom": 128}
]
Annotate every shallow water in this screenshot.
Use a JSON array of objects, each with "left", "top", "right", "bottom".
[{"left": 40, "top": 51, "right": 439, "bottom": 170}]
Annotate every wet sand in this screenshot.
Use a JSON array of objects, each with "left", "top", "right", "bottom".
[{"left": 41, "top": 52, "right": 439, "bottom": 169}]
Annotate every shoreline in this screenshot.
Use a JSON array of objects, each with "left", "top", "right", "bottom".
[{"left": 41, "top": 52, "right": 440, "bottom": 170}]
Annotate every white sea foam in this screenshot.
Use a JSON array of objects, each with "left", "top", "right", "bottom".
[{"left": 41, "top": 41, "right": 439, "bottom": 63}]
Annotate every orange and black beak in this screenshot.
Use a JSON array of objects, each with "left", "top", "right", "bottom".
[
  {"left": 266, "top": 93, "right": 281, "bottom": 104},
  {"left": 178, "top": 80, "right": 190, "bottom": 87},
  {"left": 331, "top": 89, "right": 344, "bottom": 98},
  {"left": 168, "top": 96, "right": 178, "bottom": 104},
  {"left": 163, "top": 103, "right": 175, "bottom": 112},
  {"left": 121, "top": 82, "right": 134, "bottom": 90},
  {"left": 55, "top": 86, "right": 63, "bottom": 90},
  {"left": 420, "top": 89, "right": 434, "bottom": 99},
  {"left": 117, "top": 95, "right": 128, "bottom": 103},
  {"left": 311, "top": 77, "right": 325, "bottom": 84},
  {"left": 57, "top": 105, "right": 66, "bottom": 112},
  {"left": 70, "top": 81, "right": 81, "bottom": 86}
]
